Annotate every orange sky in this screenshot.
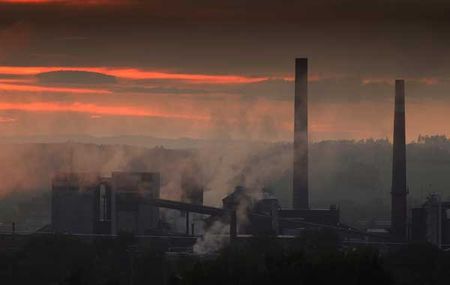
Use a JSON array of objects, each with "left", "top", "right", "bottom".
[
  {"left": 0, "top": 83, "right": 110, "bottom": 94},
  {"left": 0, "top": 0, "right": 123, "bottom": 4},
  {"left": 0, "top": 1, "right": 449, "bottom": 142},
  {"left": 0, "top": 101, "right": 209, "bottom": 120},
  {"left": 0, "top": 66, "right": 269, "bottom": 84},
  {"left": 0, "top": 63, "right": 448, "bottom": 142},
  {"left": 0, "top": 0, "right": 60, "bottom": 2}
]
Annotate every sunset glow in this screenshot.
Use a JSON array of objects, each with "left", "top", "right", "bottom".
[
  {"left": 0, "top": 0, "right": 61, "bottom": 3},
  {"left": 0, "top": 66, "right": 269, "bottom": 85},
  {"left": 0, "top": 83, "right": 111, "bottom": 94},
  {"left": 0, "top": 116, "right": 16, "bottom": 123},
  {"left": 0, "top": 0, "right": 448, "bottom": 142},
  {"left": 0, "top": 101, "right": 210, "bottom": 120},
  {"left": 0, "top": 0, "right": 124, "bottom": 4}
]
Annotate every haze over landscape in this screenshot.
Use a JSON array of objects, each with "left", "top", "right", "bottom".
[{"left": 0, "top": 0, "right": 449, "bottom": 224}]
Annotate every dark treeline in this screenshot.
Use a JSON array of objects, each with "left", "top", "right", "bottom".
[
  {"left": 0, "top": 233, "right": 166, "bottom": 285},
  {"left": 1, "top": 230, "right": 450, "bottom": 285},
  {"left": 178, "top": 229, "right": 450, "bottom": 285}
]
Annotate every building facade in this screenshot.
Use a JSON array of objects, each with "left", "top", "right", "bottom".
[{"left": 51, "top": 172, "right": 160, "bottom": 236}]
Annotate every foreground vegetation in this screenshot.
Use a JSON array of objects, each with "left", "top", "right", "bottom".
[{"left": 1, "top": 230, "right": 450, "bottom": 285}]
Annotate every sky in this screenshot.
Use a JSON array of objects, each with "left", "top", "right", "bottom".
[{"left": 0, "top": 0, "right": 450, "bottom": 142}]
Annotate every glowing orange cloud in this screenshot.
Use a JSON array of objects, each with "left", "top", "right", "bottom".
[
  {"left": 0, "top": 0, "right": 125, "bottom": 5},
  {"left": 0, "top": 78, "right": 35, "bottom": 84},
  {"left": 0, "top": 0, "right": 59, "bottom": 3},
  {"left": 419, "top": 78, "right": 439, "bottom": 86},
  {"left": 362, "top": 78, "right": 393, "bottom": 85},
  {"left": 0, "top": 101, "right": 209, "bottom": 120},
  {"left": 362, "top": 77, "right": 441, "bottom": 86},
  {"left": 0, "top": 116, "right": 16, "bottom": 123},
  {"left": 0, "top": 66, "right": 268, "bottom": 85},
  {"left": 281, "top": 74, "right": 337, "bottom": 82},
  {"left": 0, "top": 83, "right": 111, "bottom": 94}
]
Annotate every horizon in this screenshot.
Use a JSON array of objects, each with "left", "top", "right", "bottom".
[{"left": 0, "top": 133, "right": 447, "bottom": 145}]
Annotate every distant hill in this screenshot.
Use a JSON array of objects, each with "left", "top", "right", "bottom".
[{"left": 0, "top": 134, "right": 274, "bottom": 149}]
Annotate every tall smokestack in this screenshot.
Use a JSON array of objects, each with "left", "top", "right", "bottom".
[
  {"left": 391, "top": 79, "right": 408, "bottom": 241},
  {"left": 293, "top": 58, "right": 309, "bottom": 209}
]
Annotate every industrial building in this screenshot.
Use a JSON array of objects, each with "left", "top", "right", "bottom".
[
  {"left": 411, "top": 194, "right": 450, "bottom": 247},
  {"left": 112, "top": 172, "right": 160, "bottom": 235},
  {"left": 52, "top": 172, "right": 109, "bottom": 235},
  {"left": 293, "top": 58, "right": 309, "bottom": 210},
  {"left": 48, "top": 58, "right": 440, "bottom": 247},
  {"left": 215, "top": 59, "right": 342, "bottom": 237},
  {"left": 51, "top": 172, "right": 160, "bottom": 235},
  {"left": 221, "top": 186, "right": 280, "bottom": 235},
  {"left": 213, "top": 59, "right": 342, "bottom": 236},
  {"left": 360, "top": 78, "right": 409, "bottom": 242},
  {"left": 391, "top": 80, "right": 408, "bottom": 241},
  {"left": 51, "top": 171, "right": 234, "bottom": 238},
  {"left": 283, "top": 58, "right": 341, "bottom": 231},
  {"left": 389, "top": 79, "right": 450, "bottom": 247}
]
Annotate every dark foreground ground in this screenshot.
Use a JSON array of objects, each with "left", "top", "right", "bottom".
[{"left": 0, "top": 230, "right": 449, "bottom": 285}]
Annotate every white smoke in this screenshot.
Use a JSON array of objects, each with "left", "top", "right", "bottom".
[{"left": 193, "top": 220, "right": 229, "bottom": 255}]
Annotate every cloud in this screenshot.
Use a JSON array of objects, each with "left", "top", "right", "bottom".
[
  {"left": 361, "top": 78, "right": 394, "bottom": 86},
  {"left": 0, "top": 116, "right": 16, "bottom": 123},
  {"left": 361, "top": 77, "right": 441, "bottom": 87},
  {"left": 0, "top": 78, "right": 35, "bottom": 84},
  {"left": 0, "top": 83, "right": 111, "bottom": 94},
  {"left": 36, "top": 70, "right": 117, "bottom": 85},
  {"left": 0, "top": 1, "right": 448, "bottom": 142},
  {"left": 117, "top": 86, "right": 210, "bottom": 95},
  {"left": 0, "top": 0, "right": 128, "bottom": 5},
  {"left": 0, "top": 66, "right": 268, "bottom": 85},
  {"left": 419, "top": 77, "right": 439, "bottom": 86},
  {"left": 0, "top": 101, "right": 209, "bottom": 120},
  {"left": 0, "top": 0, "right": 60, "bottom": 3}
]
